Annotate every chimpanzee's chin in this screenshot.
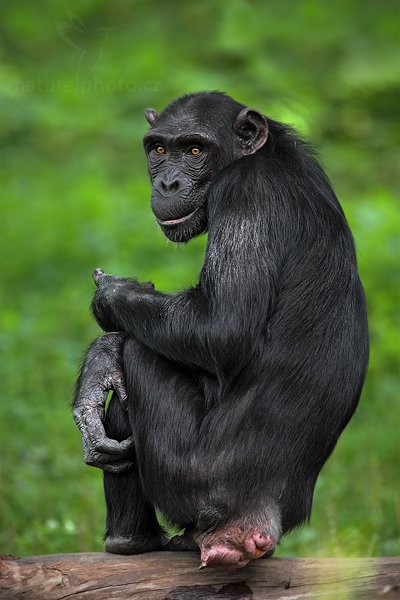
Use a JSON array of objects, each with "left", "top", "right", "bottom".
[
  {"left": 160, "top": 224, "right": 200, "bottom": 243},
  {"left": 161, "top": 228, "right": 190, "bottom": 243},
  {"left": 159, "top": 208, "right": 207, "bottom": 243}
]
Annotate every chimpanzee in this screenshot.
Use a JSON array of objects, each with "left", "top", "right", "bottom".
[{"left": 73, "top": 92, "right": 369, "bottom": 570}]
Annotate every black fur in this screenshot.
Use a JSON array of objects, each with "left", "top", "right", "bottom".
[{"left": 75, "top": 92, "right": 369, "bottom": 548}]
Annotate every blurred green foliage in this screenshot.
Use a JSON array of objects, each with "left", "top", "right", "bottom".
[{"left": 0, "top": 0, "right": 399, "bottom": 558}]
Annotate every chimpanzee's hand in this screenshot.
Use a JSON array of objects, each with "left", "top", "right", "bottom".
[
  {"left": 91, "top": 268, "right": 155, "bottom": 332},
  {"left": 73, "top": 332, "right": 134, "bottom": 473}
]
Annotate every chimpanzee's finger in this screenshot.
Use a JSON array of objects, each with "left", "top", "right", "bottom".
[
  {"left": 112, "top": 371, "right": 129, "bottom": 411},
  {"left": 101, "top": 460, "right": 135, "bottom": 473},
  {"left": 92, "top": 268, "right": 105, "bottom": 285},
  {"left": 85, "top": 452, "right": 134, "bottom": 472},
  {"left": 83, "top": 409, "right": 133, "bottom": 457},
  {"left": 93, "top": 435, "right": 134, "bottom": 456}
]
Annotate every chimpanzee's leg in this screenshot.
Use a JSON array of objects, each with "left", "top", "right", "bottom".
[
  {"left": 123, "top": 339, "right": 278, "bottom": 567},
  {"left": 122, "top": 339, "right": 206, "bottom": 524},
  {"left": 103, "top": 392, "right": 164, "bottom": 554}
]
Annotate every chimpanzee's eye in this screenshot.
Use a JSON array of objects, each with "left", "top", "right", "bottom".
[
  {"left": 189, "top": 146, "right": 202, "bottom": 156},
  {"left": 154, "top": 145, "right": 166, "bottom": 155}
]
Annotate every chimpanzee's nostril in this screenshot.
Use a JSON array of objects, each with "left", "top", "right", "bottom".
[{"left": 161, "top": 178, "right": 180, "bottom": 194}]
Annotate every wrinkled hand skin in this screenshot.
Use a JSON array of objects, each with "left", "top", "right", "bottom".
[
  {"left": 91, "top": 268, "right": 155, "bottom": 332},
  {"left": 73, "top": 331, "right": 135, "bottom": 473}
]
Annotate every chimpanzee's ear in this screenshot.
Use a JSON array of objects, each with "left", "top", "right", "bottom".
[
  {"left": 234, "top": 108, "right": 269, "bottom": 155},
  {"left": 145, "top": 109, "right": 158, "bottom": 126}
]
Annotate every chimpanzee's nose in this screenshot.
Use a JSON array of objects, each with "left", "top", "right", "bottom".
[
  {"left": 161, "top": 178, "right": 180, "bottom": 194},
  {"left": 160, "top": 169, "right": 182, "bottom": 196}
]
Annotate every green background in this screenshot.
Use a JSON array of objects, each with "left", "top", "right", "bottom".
[{"left": 0, "top": 0, "right": 399, "bottom": 558}]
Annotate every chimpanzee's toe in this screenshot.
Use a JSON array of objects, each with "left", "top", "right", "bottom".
[
  {"left": 105, "top": 533, "right": 163, "bottom": 555},
  {"left": 260, "top": 546, "right": 275, "bottom": 559},
  {"left": 163, "top": 532, "right": 199, "bottom": 551}
]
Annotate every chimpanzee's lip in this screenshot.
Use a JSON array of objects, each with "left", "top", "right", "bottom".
[{"left": 156, "top": 208, "right": 197, "bottom": 226}]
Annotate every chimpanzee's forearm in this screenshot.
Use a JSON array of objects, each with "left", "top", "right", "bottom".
[
  {"left": 92, "top": 278, "right": 260, "bottom": 376},
  {"left": 92, "top": 280, "right": 212, "bottom": 370},
  {"left": 110, "top": 289, "right": 217, "bottom": 371}
]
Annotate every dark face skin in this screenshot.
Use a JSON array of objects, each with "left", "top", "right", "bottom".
[{"left": 143, "top": 94, "right": 269, "bottom": 242}]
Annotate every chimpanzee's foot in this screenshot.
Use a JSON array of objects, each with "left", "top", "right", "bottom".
[
  {"left": 105, "top": 532, "right": 164, "bottom": 555},
  {"left": 163, "top": 530, "right": 199, "bottom": 552},
  {"left": 260, "top": 547, "right": 275, "bottom": 559},
  {"left": 196, "top": 523, "right": 275, "bottom": 570}
]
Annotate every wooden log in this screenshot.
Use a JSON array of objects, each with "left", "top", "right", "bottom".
[{"left": 0, "top": 552, "right": 399, "bottom": 600}]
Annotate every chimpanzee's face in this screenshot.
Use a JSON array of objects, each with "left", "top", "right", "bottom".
[
  {"left": 143, "top": 94, "right": 269, "bottom": 242},
  {"left": 143, "top": 121, "right": 223, "bottom": 243}
]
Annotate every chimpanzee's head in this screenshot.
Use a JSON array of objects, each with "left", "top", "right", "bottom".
[{"left": 143, "top": 92, "right": 269, "bottom": 242}]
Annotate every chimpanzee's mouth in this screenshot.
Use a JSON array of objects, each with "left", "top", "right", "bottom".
[{"left": 157, "top": 209, "right": 197, "bottom": 226}]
